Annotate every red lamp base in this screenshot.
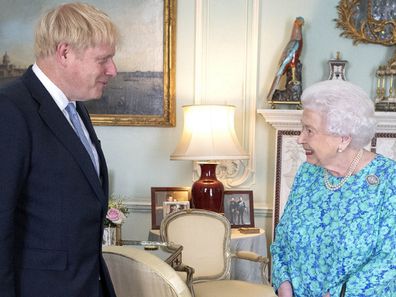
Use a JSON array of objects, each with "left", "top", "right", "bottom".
[{"left": 191, "top": 163, "right": 224, "bottom": 213}]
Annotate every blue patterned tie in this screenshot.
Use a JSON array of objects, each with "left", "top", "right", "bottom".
[{"left": 65, "top": 103, "right": 98, "bottom": 174}]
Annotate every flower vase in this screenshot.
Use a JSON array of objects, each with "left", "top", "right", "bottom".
[
  {"left": 115, "top": 224, "right": 121, "bottom": 245},
  {"left": 102, "top": 225, "right": 121, "bottom": 246}
]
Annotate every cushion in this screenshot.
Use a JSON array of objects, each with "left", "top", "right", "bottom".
[{"left": 193, "top": 279, "right": 276, "bottom": 297}]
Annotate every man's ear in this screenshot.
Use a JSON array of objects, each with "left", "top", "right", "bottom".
[{"left": 55, "top": 43, "right": 70, "bottom": 65}]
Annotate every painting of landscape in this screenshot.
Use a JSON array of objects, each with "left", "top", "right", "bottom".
[
  {"left": 0, "top": 0, "right": 176, "bottom": 126},
  {"left": 84, "top": 71, "right": 163, "bottom": 115}
]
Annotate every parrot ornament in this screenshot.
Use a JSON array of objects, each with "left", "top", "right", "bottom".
[{"left": 267, "top": 17, "right": 304, "bottom": 100}]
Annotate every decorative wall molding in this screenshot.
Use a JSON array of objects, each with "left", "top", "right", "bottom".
[
  {"left": 124, "top": 201, "right": 272, "bottom": 217},
  {"left": 192, "top": 0, "right": 261, "bottom": 188},
  {"left": 194, "top": 0, "right": 209, "bottom": 104},
  {"left": 124, "top": 201, "right": 151, "bottom": 213}
]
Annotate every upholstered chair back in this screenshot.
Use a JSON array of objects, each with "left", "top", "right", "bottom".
[
  {"left": 103, "top": 245, "right": 192, "bottom": 297},
  {"left": 160, "top": 209, "right": 232, "bottom": 281},
  {"left": 160, "top": 209, "right": 277, "bottom": 297}
]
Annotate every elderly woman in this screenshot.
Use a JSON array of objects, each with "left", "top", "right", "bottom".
[{"left": 271, "top": 80, "right": 396, "bottom": 297}]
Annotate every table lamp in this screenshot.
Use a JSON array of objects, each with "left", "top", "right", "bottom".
[{"left": 170, "top": 105, "right": 249, "bottom": 213}]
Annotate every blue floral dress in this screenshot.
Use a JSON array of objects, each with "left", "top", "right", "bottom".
[{"left": 271, "top": 154, "right": 396, "bottom": 297}]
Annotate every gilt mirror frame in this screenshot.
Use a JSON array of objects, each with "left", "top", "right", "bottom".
[{"left": 336, "top": 0, "right": 396, "bottom": 45}]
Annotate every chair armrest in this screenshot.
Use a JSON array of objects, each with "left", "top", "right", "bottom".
[
  {"left": 231, "top": 250, "right": 270, "bottom": 284},
  {"left": 234, "top": 251, "right": 269, "bottom": 264},
  {"left": 175, "top": 264, "right": 195, "bottom": 296}
]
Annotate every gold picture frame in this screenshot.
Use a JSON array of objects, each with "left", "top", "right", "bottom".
[
  {"left": 151, "top": 187, "right": 191, "bottom": 229},
  {"left": 87, "top": 0, "right": 176, "bottom": 126}
]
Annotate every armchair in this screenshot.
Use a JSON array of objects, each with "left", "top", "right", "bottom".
[
  {"left": 160, "top": 209, "right": 276, "bottom": 297},
  {"left": 103, "top": 245, "right": 192, "bottom": 297}
]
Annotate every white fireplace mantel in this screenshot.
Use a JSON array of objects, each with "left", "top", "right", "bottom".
[
  {"left": 257, "top": 109, "right": 302, "bottom": 130},
  {"left": 257, "top": 109, "right": 396, "bottom": 133}
]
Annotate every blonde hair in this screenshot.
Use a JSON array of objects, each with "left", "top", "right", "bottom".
[{"left": 34, "top": 2, "right": 119, "bottom": 58}]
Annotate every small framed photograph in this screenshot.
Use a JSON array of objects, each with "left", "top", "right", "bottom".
[
  {"left": 151, "top": 187, "right": 191, "bottom": 229},
  {"left": 163, "top": 201, "right": 190, "bottom": 217},
  {"left": 223, "top": 190, "right": 254, "bottom": 228}
]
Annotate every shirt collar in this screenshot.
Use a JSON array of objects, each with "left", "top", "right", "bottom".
[{"left": 32, "top": 63, "right": 73, "bottom": 110}]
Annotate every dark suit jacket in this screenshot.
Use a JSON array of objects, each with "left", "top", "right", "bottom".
[{"left": 0, "top": 67, "right": 116, "bottom": 297}]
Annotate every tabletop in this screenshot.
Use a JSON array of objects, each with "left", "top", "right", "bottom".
[{"left": 120, "top": 240, "right": 183, "bottom": 268}]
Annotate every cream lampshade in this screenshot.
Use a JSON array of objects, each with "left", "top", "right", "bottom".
[{"left": 171, "top": 104, "right": 249, "bottom": 212}]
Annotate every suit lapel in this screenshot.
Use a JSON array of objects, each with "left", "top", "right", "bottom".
[
  {"left": 22, "top": 67, "right": 107, "bottom": 205},
  {"left": 76, "top": 102, "right": 109, "bottom": 197}
]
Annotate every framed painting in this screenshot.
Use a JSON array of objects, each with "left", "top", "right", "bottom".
[
  {"left": 151, "top": 187, "right": 191, "bottom": 229},
  {"left": 371, "top": 132, "right": 396, "bottom": 160},
  {"left": 272, "top": 130, "right": 305, "bottom": 239},
  {"left": 223, "top": 190, "right": 255, "bottom": 228},
  {"left": 0, "top": 0, "right": 176, "bottom": 127}
]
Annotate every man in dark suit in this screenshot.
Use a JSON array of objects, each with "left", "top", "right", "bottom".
[
  {"left": 0, "top": 3, "right": 119, "bottom": 296},
  {"left": 237, "top": 197, "right": 246, "bottom": 225}
]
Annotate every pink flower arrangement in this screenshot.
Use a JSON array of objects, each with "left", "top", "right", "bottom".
[
  {"left": 106, "top": 208, "right": 126, "bottom": 225},
  {"left": 104, "top": 197, "right": 129, "bottom": 227}
]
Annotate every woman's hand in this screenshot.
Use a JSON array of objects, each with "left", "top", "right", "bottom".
[
  {"left": 323, "top": 293, "right": 330, "bottom": 297},
  {"left": 278, "top": 281, "right": 293, "bottom": 297}
]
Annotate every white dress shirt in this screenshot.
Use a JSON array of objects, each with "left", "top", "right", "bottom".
[{"left": 32, "top": 63, "right": 100, "bottom": 173}]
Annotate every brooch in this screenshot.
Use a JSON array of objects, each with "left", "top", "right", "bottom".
[{"left": 366, "top": 174, "right": 379, "bottom": 186}]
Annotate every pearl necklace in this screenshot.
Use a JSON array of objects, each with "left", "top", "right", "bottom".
[{"left": 323, "top": 149, "right": 363, "bottom": 191}]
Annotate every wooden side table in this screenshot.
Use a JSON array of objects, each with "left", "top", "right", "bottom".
[{"left": 120, "top": 240, "right": 182, "bottom": 268}]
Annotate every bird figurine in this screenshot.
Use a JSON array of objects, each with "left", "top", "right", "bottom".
[{"left": 267, "top": 17, "right": 304, "bottom": 100}]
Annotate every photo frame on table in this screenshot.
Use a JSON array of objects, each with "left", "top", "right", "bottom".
[
  {"left": 163, "top": 201, "right": 190, "bottom": 217},
  {"left": 0, "top": 0, "right": 176, "bottom": 127},
  {"left": 223, "top": 190, "right": 254, "bottom": 228},
  {"left": 151, "top": 187, "right": 191, "bottom": 229}
]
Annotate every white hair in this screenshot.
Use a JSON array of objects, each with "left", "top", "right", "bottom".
[{"left": 301, "top": 80, "right": 376, "bottom": 149}]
